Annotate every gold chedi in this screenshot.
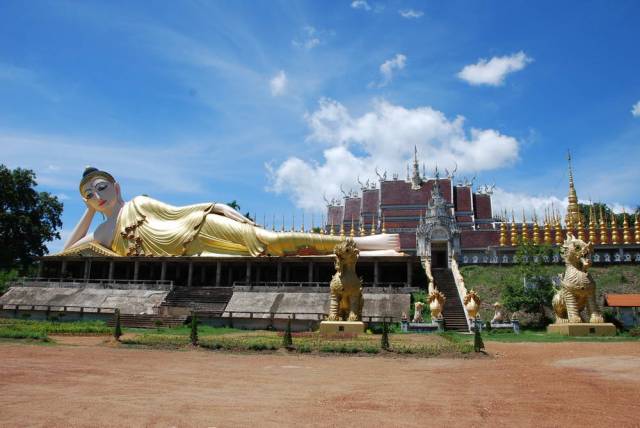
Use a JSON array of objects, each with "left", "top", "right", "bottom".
[
  {"left": 499, "top": 221, "right": 507, "bottom": 247},
  {"left": 622, "top": 212, "right": 631, "bottom": 245},
  {"left": 544, "top": 214, "right": 552, "bottom": 245},
  {"left": 610, "top": 213, "right": 619, "bottom": 245},
  {"left": 577, "top": 216, "right": 586, "bottom": 242},
  {"left": 532, "top": 212, "right": 540, "bottom": 245},
  {"left": 599, "top": 206, "right": 608, "bottom": 245},
  {"left": 635, "top": 213, "right": 640, "bottom": 245},
  {"left": 521, "top": 210, "right": 529, "bottom": 243},
  {"left": 554, "top": 214, "right": 564, "bottom": 245},
  {"left": 510, "top": 211, "right": 518, "bottom": 246},
  {"left": 588, "top": 205, "right": 597, "bottom": 244}
]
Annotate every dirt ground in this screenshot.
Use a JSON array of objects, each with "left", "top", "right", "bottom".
[{"left": 1, "top": 338, "right": 639, "bottom": 427}]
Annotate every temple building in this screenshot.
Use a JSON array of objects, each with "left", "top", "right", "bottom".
[{"left": 325, "top": 149, "right": 640, "bottom": 264}]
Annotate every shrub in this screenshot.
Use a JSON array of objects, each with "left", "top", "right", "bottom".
[
  {"left": 381, "top": 320, "right": 390, "bottom": 351},
  {"left": 512, "top": 311, "right": 552, "bottom": 329},
  {"left": 113, "top": 309, "right": 122, "bottom": 341},
  {"left": 190, "top": 312, "right": 198, "bottom": 346},
  {"left": 629, "top": 327, "right": 640, "bottom": 337},
  {"left": 282, "top": 317, "right": 293, "bottom": 348}
]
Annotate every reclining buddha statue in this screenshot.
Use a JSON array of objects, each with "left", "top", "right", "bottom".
[{"left": 63, "top": 167, "right": 401, "bottom": 257}]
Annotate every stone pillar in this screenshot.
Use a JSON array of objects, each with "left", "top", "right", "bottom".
[
  {"left": 108, "top": 261, "right": 115, "bottom": 281},
  {"left": 133, "top": 261, "right": 140, "bottom": 281},
  {"left": 215, "top": 261, "right": 221, "bottom": 287},
  {"left": 83, "top": 260, "right": 91, "bottom": 280},
  {"left": 200, "top": 264, "right": 206, "bottom": 284},
  {"left": 277, "top": 262, "right": 282, "bottom": 283},
  {"left": 60, "top": 260, "right": 68, "bottom": 277},
  {"left": 308, "top": 262, "right": 314, "bottom": 283},
  {"left": 37, "top": 261, "right": 44, "bottom": 278},
  {"left": 374, "top": 261, "right": 379, "bottom": 286},
  {"left": 245, "top": 262, "right": 252, "bottom": 284},
  {"left": 187, "top": 262, "right": 194, "bottom": 287},
  {"left": 406, "top": 260, "right": 413, "bottom": 287},
  {"left": 160, "top": 261, "right": 167, "bottom": 282}
]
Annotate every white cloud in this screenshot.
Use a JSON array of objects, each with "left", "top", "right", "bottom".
[
  {"left": 457, "top": 51, "right": 533, "bottom": 86},
  {"left": 351, "top": 0, "right": 371, "bottom": 11},
  {"left": 632, "top": 101, "right": 640, "bottom": 117},
  {"left": 270, "top": 70, "right": 287, "bottom": 96},
  {"left": 292, "top": 26, "right": 322, "bottom": 50},
  {"left": 491, "top": 188, "right": 567, "bottom": 222},
  {"left": 268, "top": 98, "right": 520, "bottom": 210},
  {"left": 377, "top": 53, "right": 406, "bottom": 87},
  {"left": 399, "top": 9, "right": 424, "bottom": 19}
]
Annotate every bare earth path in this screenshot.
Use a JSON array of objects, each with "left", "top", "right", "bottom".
[{"left": 1, "top": 340, "right": 639, "bottom": 427}]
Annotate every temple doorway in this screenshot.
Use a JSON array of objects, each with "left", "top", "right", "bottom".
[{"left": 431, "top": 242, "right": 448, "bottom": 269}]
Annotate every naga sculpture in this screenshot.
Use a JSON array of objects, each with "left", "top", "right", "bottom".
[
  {"left": 327, "top": 239, "right": 363, "bottom": 322},
  {"left": 413, "top": 301, "right": 425, "bottom": 323},
  {"left": 63, "top": 167, "right": 401, "bottom": 257},
  {"left": 463, "top": 290, "right": 481, "bottom": 319},
  {"left": 552, "top": 234, "right": 604, "bottom": 324},
  {"left": 427, "top": 290, "right": 446, "bottom": 319}
]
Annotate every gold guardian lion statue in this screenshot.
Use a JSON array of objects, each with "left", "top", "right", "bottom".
[
  {"left": 552, "top": 234, "right": 604, "bottom": 324},
  {"left": 327, "top": 239, "right": 363, "bottom": 322}
]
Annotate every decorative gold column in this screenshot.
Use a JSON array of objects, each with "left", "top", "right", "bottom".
[
  {"left": 622, "top": 212, "right": 631, "bottom": 245},
  {"left": 611, "top": 213, "right": 619, "bottom": 245},
  {"left": 599, "top": 206, "right": 608, "bottom": 244}
]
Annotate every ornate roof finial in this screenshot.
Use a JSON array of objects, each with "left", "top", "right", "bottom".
[
  {"left": 411, "top": 146, "right": 422, "bottom": 190},
  {"left": 599, "top": 205, "right": 608, "bottom": 244},
  {"left": 381, "top": 214, "right": 387, "bottom": 234}
]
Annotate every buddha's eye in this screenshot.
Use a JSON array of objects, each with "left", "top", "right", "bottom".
[{"left": 96, "top": 182, "right": 109, "bottom": 191}]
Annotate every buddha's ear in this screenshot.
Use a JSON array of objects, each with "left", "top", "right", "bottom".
[{"left": 115, "top": 182, "right": 122, "bottom": 200}]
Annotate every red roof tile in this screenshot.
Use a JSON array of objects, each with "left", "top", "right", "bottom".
[{"left": 603, "top": 294, "right": 640, "bottom": 307}]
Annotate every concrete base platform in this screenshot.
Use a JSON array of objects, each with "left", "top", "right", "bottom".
[
  {"left": 319, "top": 321, "right": 365, "bottom": 335},
  {"left": 547, "top": 323, "right": 616, "bottom": 336}
]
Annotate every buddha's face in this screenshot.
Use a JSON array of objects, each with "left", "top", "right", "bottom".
[{"left": 81, "top": 176, "right": 121, "bottom": 214}]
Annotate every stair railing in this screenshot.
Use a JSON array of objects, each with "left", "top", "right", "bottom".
[
  {"left": 419, "top": 257, "right": 435, "bottom": 293},
  {"left": 450, "top": 257, "right": 473, "bottom": 331}
]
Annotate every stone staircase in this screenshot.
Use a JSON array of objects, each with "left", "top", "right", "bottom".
[
  {"left": 431, "top": 268, "right": 469, "bottom": 332},
  {"left": 160, "top": 287, "right": 233, "bottom": 314},
  {"left": 106, "top": 314, "right": 187, "bottom": 328}
]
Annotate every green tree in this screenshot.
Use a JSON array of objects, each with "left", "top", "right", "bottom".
[
  {"left": 578, "top": 202, "right": 636, "bottom": 227},
  {"left": 0, "top": 165, "right": 63, "bottom": 270},
  {"left": 502, "top": 242, "right": 555, "bottom": 315}
]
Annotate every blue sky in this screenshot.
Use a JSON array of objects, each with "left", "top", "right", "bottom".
[{"left": 1, "top": 0, "right": 639, "bottom": 252}]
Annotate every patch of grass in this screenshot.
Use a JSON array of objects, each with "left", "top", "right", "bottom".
[
  {"left": 121, "top": 334, "right": 190, "bottom": 348},
  {"left": 126, "top": 325, "right": 244, "bottom": 336},
  {"left": 0, "top": 319, "right": 111, "bottom": 336},
  {"left": 0, "top": 327, "right": 50, "bottom": 341}
]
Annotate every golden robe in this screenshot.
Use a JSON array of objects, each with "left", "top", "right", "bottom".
[{"left": 111, "top": 196, "right": 343, "bottom": 257}]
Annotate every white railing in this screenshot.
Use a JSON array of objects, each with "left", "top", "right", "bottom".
[
  {"left": 420, "top": 257, "right": 435, "bottom": 293},
  {"left": 450, "top": 257, "right": 472, "bottom": 331}
]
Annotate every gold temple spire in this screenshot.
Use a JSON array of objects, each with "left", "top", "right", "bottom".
[
  {"left": 370, "top": 214, "right": 377, "bottom": 235},
  {"left": 349, "top": 215, "right": 355, "bottom": 238},
  {"left": 565, "top": 150, "right": 581, "bottom": 227},
  {"left": 588, "top": 204, "right": 597, "bottom": 244},
  {"left": 622, "top": 210, "right": 631, "bottom": 245},
  {"left": 635, "top": 213, "right": 640, "bottom": 244},
  {"left": 577, "top": 215, "right": 586, "bottom": 242},
  {"left": 610, "top": 213, "right": 619, "bottom": 245},
  {"left": 544, "top": 210, "right": 552, "bottom": 245},
  {"left": 499, "top": 221, "right": 507, "bottom": 247},
  {"left": 554, "top": 213, "right": 563, "bottom": 245},
  {"left": 532, "top": 210, "right": 540, "bottom": 245},
  {"left": 510, "top": 210, "right": 518, "bottom": 246},
  {"left": 599, "top": 205, "right": 608, "bottom": 244},
  {"left": 381, "top": 215, "right": 387, "bottom": 234},
  {"left": 521, "top": 209, "right": 528, "bottom": 243}
]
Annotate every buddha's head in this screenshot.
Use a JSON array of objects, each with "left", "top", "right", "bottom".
[{"left": 79, "top": 167, "right": 123, "bottom": 215}]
